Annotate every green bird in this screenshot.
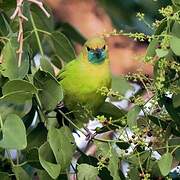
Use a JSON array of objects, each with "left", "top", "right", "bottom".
[{"left": 57, "top": 36, "right": 111, "bottom": 126}]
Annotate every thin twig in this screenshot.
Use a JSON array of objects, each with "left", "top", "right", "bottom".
[
  {"left": 28, "top": 0, "right": 50, "bottom": 17},
  {"left": 10, "top": 0, "right": 50, "bottom": 67},
  {"left": 10, "top": 0, "right": 27, "bottom": 67}
]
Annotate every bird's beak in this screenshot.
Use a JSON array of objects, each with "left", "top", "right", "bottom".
[{"left": 94, "top": 48, "right": 103, "bottom": 59}]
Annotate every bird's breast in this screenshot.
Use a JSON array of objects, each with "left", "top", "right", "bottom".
[{"left": 61, "top": 59, "right": 111, "bottom": 110}]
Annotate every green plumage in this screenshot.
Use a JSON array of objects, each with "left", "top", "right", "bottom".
[{"left": 58, "top": 37, "right": 111, "bottom": 125}]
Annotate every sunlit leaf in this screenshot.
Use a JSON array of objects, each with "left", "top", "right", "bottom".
[
  {"left": 39, "top": 142, "right": 61, "bottom": 179},
  {"left": 158, "top": 152, "right": 173, "bottom": 176},
  {"left": 0, "top": 36, "right": 29, "bottom": 80},
  {"left": 2, "top": 79, "right": 37, "bottom": 95},
  {"left": 13, "top": 166, "right": 31, "bottom": 180},
  {"left": 111, "top": 76, "right": 132, "bottom": 95},
  {"left": 172, "top": 21, "right": 180, "bottom": 38},
  {"left": 145, "top": 38, "right": 159, "bottom": 60},
  {"left": 0, "top": 92, "right": 32, "bottom": 120},
  {"left": 127, "top": 105, "right": 141, "bottom": 129},
  {"left": 170, "top": 36, "right": 180, "bottom": 56},
  {"left": 155, "top": 48, "right": 169, "bottom": 58},
  {"left": 0, "top": 114, "right": 27, "bottom": 150},
  {"left": 48, "top": 126, "right": 75, "bottom": 171},
  {"left": 96, "top": 142, "right": 121, "bottom": 180},
  {"left": 77, "top": 164, "right": 99, "bottom": 180}
]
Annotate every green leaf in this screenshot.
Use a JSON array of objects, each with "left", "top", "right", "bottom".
[
  {"left": 0, "top": 91, "right": 33, "bottom": 104},
  {"left": 0, "top": 36, "right": 29, "bottom": 80},
  {"left": 173, "top": 93, "right": 180, "bottom": 108},
  {"left": 13, "top": 166, "right": 31, "bottom": 180},
  {"left": 0, "top": 0, "right": 16, "bottom": 10},
  {"left": 155, "top": 48, "right": 169, "bottom": 58},
  {"left": 128, "top": 151, "right": 150, "bottom": 165},
  {"left": 25, "top": 148, "right": 42, "bottom": 169},
  {"left": 172, "top": 0, "right": 180, "bottom": 7},
  {"left": 128, "top": 167, "right": 140, "bottom": 180},
  {"left": 22, "top": 105, "right": 36, "bottom": 129},
  {"left": 48, "top": 126, "right": 75, "bottom": 171},
  {"left": 2, "top": 79, "right": 37, "bottom": 95},
  {"left": 30, "top": 4, "right": 54, "bottom": 32},
  {"left": 96, "top": 142, "right": 120, "bottom": 180},
  {"left": 98, "top": 102, "right": 125, "bottom": 119},
  {"left": 77, "top": 153, "right": 98, "bottom": 167},
  {"left": 59, "top": 23, "right": 86, "bottom": 44},
  {"left": 39, "top": 142, "right": 61, "bottom": 179},
  {"left": 111, "top": 76, "right": 132, "bottom": 95},
  {"left": 116, "top": 141, "right": 130, "bottom": 150},
  {"left": 170, "top": 36, "right": 180, "bottom": 56},
  {"left": 0, "top": 172, "right": 11, "bottom": 180},
  {"left": 51, "top": 31, "right": 76, "bottom": 62},
  {"left": 40, "top": 57, "right": 55, "bottom": 76},
  {"left": 77, "top": 152, "right": 113, "bottom": 180},
  {"left": 33, "top": 70, "right": 63, "bottom": 111},
  {"left": 148, "top": 115, "right": 168, "bottom": 129},
  {"left": 33, "top": 170, "right": 52, "bottom": 180},
  {"left": 77, "top": 164, "right": 99, "bottom": 180},
  {"left": 127, "top": 105, "right": 141, "bottom": 129},
  {"left": 169, "top": 138, "right": 180, "bottom": 161},
  {"left": 0, "top": 12, "right": 10, "bottom": 36},
  {"left": 145, "top": 38, "right": 159, "bottom": 60},
  {"left": 0, "top": 92, "right": 32, "bottom": 120},
  {"left": 51, "top": 55, "right": 63, "bottom": 69},
  {"left": 26, "top": 122, "right": 47, "bottom": 150},
  {"left": 172, "top": 21, "right": 180, "bottom": 38},
  {"left": 0, "top": 114, "right": 27, "bottom": 150},
  {"left": 158, "top": 152, "right": 173, "bottom": 176},
  {"left": 162, "top": 96, "right": 180, "bottom": 129}
]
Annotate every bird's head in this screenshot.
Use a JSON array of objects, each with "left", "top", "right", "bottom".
[{"left": 82, "top": 37, "right": 108, "bottom": 64}]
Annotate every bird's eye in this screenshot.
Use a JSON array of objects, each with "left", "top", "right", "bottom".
[
  {"left": 102, "top": 45, "right": 106, "bottom": 50},
  {"left": 86, "top": 46, "right": 91, "bottom": 51}
]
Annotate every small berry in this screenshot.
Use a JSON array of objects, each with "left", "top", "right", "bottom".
[{"left": 147, "top": 131, "right": 153, "bottom": 137}]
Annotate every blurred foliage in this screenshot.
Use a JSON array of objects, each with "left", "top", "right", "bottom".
[
  {"left": 0, "top": 0, "right": 180, "bottom": 180},
  {"left": 99, "top": 0, "right": 171, "bottom": 34}
]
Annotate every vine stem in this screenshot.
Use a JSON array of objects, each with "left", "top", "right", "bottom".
[
  {"left": 6, "top": 150, "right": 15, "bottom": 166},
  {"left": 128, "top": 144, "right": 180, "bottom": 159},
  {"left": 29, "top": 12, "right": 44, "bottom": 57},
  {"left": 0, "top": 115, "right": 3, "bottom": 129},
  {"left": 171, "top": 145, "right": 180, "bottom": 154},
  {"left": 93, "top": 137, "right": 125, "bottom": 143},
  {"left": 57, "top": 109, "right": 87, "bottom": 136},
  {"left": 137, "top": 152, "right": 145, "bottom": 176},
  {"left": 57, "top": 108, "right": 123, "bottom": 143}
]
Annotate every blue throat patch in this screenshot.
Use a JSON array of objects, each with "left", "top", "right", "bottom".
[{"left": 88, "top": 49, "right": 106, "bottom": 64}]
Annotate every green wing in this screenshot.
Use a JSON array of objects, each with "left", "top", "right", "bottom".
[{"left": 57, "top": 59, "right": 77, "bottom": 81}]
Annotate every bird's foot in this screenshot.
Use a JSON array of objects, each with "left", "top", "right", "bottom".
[
  {"left": 84, "top": 127, "right": 96, "bottom": 141},
  {"left": 56, "top": 101, "right": 65, "bottom": 109}
]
